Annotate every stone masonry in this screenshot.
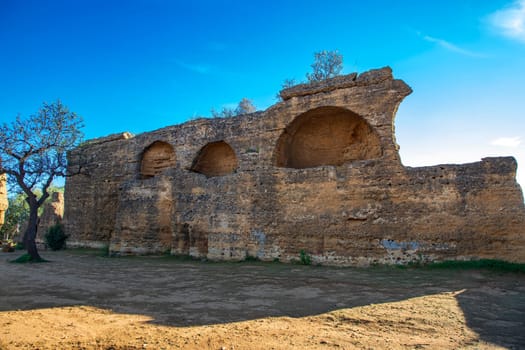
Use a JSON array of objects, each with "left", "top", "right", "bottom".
[
  {"left": 0, "top": 174, "right": 7, "bottom": 230},
  {"left": 64, "top": 67, "right": 525, "bottom": 265},
  {"left": 36, "top": 191, "right": 64, "bottom": 243}
]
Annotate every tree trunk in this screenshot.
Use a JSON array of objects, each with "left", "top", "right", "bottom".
[{"left": 23, "top": 205, "right": 42, "bottom": 261}]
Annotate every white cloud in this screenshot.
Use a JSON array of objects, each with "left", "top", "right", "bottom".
[
  {"left": 489, "top": 0, "right": 525, "bottom": 42},
  {"left": 419, "top": 33, "right": 486, "bottom": 57},
  {"left": 490, "top": 136, "right": 522, "bottom": 148}
]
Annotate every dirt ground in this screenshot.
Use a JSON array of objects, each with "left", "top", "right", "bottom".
[{"left": 0, "top": 250, "right": 524, "bottom": 350}]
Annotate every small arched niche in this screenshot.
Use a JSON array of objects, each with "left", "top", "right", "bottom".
[
  {"left": 140, "top": 141, "right": 176, "bottom": 178},
  {"left": 191, "top": 141, "right": 238, "bottom": 177},
  {"left": 275, "top": 106, "right": 382, "bottom": 169}
]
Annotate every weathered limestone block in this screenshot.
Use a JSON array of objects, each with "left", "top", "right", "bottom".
[
  {"left": 64, "top": 133, "right": 135, "bottom": 248},
  {"left": 111, "top": 176, "right": 174, "bottom": 254},
  {"left": 279, "top": 67, "right": 398, "bottom": 100},
  {"left": 64, "top": 67, "right": 525, "bottom": 265},
  {"left": 0, "top": 173, "right": 7, "bottom": 228},
  {"left": 280, "top": 73, "right": 359, "bottom": 100},
  {"left": 141, "top": 141, "right": 176, "bottom": 178},
  {"left": 190, "top": 141, "right": 238, "bottom": 177},
  {"left": 37, "top": 192, "right": 64, "bottom": 241}
]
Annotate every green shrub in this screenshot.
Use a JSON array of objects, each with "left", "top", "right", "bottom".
[
  {"left": 44, "top": 223, "right": 68, "bottom": 251},
  {"left": 101, "top": 244, "right": 110, "bottom": 256},
  {"left": 299, "top": 249, "right": 311, "bottom": 265},
  {"left": 244, "top": 255, "right": 260, "bottom": 262},
  {"left": 11, "top": 253, "right": 47, "bottom": 263},
  {"left": 425, "top": 259, "right": 525, "bottom": 273}
]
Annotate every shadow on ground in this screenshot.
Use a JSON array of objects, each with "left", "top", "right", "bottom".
[{"left": 0, "top": 250, "right": 524, "bottom": 348}]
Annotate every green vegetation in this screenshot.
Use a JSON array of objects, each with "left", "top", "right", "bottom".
[
  {"left": 44, "top": 224, "right": 68, "bottom": 251},
  {"left": 0, "top": 193, "right": 29, "bottom": 242},
  {"left": 0, "top": 99, "right": 83, "bottom": 261},
  {"left": 0, "top": 187, "right": 64, "bottom": 244},
  {"left": 420, "top": 259, "right": 525, "bottom": 273},
  {"left": 277, "top": 50, "right": 344, "bottom": 101},
  {"left": 306, "top": 50, "right": 343, "bottom": 83},
  {"left": 396, "top": 259, "right": 525, "bottom": 273},
  {"left": 299, "top": 249, "right": 312, "bottom": 265},
  {"left": 244, "top": 255, "right": 260, "bottom": 262},
  {"left": 211, "top": 97, "right": 256, "bottom": 118},
  {"left": 11, "top": 253, "right": 47, "bottom": 263},
  {"left": 281, "top": 78, "right": 297, "bottom": 89}
]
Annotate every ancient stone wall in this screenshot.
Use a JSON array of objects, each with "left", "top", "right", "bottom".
[
  {"left": 64, "top": 67, "right": 525, "bottom": 265},
  {"left": 0, "top": 174, "right": 7, "bottom": 229},
  {"left": 36, "top": 192, "right": 64, "bottom": 242}
]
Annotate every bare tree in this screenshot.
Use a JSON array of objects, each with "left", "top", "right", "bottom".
[
  {"left": 306, "top": 50, "right": 344, "bottom": 82},
  {"left": 211, "top": 107, "right": 235, "bottom": 118},
  {"left": 281, "top": 78, "right": 297, "bottom": 89},
  {"left": 235, "top": 98, "right": 256, "bottom": 115},
  {"left": 276, "top": 79, "right": 297, "bottom": 101},
  {"left": 0, "top": 100, "right": 84, "bottom": 261},
  {"left": 211, "top": 98, "right": 257, "bottom": 118}
]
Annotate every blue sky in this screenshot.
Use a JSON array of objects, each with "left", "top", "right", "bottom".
[{"left": 1, "top": 0, "right": 524, "bottom": 186}]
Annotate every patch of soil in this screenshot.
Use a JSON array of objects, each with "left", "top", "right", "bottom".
[{"left": 0, "top": 250, "right": 524, "bottom": 349}]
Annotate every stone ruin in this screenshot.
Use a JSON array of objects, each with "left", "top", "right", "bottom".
[
  {"left": 36, "top": 191, "right": 64, "bottom": 243},
  {"left": 63, "top": 67, "right": 525, "bottom": 265},
  {"left": 0, "top": 174, "right": 7, "bottom": 231},
  {"left": 0, "top": 175, "right": 63, "bottom": 243}
]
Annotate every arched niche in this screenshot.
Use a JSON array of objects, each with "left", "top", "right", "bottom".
[
  {"left": 140, "top": 141, "right": 176, "bottom": 178},
  {"left": 275, "top": 106, "right": 382, "bottom": 169},
  {"left": 191, "top": 141, "right": 238, "bottom": 177}
]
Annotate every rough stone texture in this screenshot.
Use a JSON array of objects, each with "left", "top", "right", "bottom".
[
  {"left": 140, "top": 141, "right": 176, "bottom": 178},
  {"left": 64, "top": 67, "right": 525, "bottom": 265},
  {"left": 37, "top": 192, "right": 64, "bottom": 242},
  {"left": 190, "top": 141, "right": 238, "bottom": 177},
  {"left": 0, "top": 174, "right": 7, "bottom": 228},
  {"left": 280, "top": 73, "right": 359, "bottom": 100},
  {"left": 274, "top": 106, "right": 382, "bottom": 168}
]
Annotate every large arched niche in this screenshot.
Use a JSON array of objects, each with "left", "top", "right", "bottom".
[
  {"left": 140, "top": 141, "right": 176, "bottom": 178},
  {"left": 274, "top": 106, "right": 382, "bottom": 169},
  {"left": 190, "top": 141, "right": 238, "bottom": 177}
]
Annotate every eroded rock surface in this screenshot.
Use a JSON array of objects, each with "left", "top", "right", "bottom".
[
  {"left": 37, "top": 192, "right": 64, "bottom": 241},
  {"left": 0, "top": 174, "right": 7, "bottom": 229},
  {"left": 64, "top": 67, "right": 525, "bottom": 265}
]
